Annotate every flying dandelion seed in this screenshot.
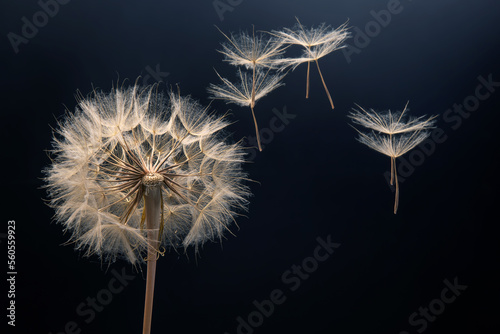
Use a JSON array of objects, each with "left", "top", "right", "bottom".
[
  {"left": 272, "top": 17, "right": 350, "bottom": 109},
  {"left": 349, "top": 102, "right": 437, "bottom": 214},
  {"left": 208, "top": 68, "right": 285, "bottom": 151},
  {"left": 216, "top": 26, "right": 286, "bottom": 70},
  {"left": 213, "top": 26, "right": 287, "bottom": 152},
  {"left": 44, "top": 83, "right": 250, "bottom": 334}
]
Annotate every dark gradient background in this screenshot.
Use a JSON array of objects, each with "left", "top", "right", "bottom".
[{"left": 1, "top": 0, "right": 500, "bottom": 333}]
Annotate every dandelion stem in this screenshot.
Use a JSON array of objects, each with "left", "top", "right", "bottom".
[
  {"left": 142, "top": 186, "right": 161, "bottom": 334},
  {"left": 390, "top": 156, "right": 394, "bottom": 186},
  {"left": 393, "top": 158, "right": 399, "bottom": 214},
  {"left": 249, "top": 64, "right": 261, "bottom": 151},
  {"left": 314, "top": 59, "right": 334, "bottom": 109},
  {"left": 250, "top": 106, "right": 262, "bottom": 151},
  {"left": 390, "top": 134, "right": 394, "bottom": 185},
  {"left": 306, "top": 61, "right": 310, "bottom": 99},
  {"left": 251, "top": 64, "right": 256, "bottom": 110}
]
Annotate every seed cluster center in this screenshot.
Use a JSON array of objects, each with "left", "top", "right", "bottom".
[{"left": 142, "top": 172, "right": 164, "bottom": 187}]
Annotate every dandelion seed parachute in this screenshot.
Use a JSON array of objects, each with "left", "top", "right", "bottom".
[
  {"left": 44, "top": 84, "right": 250, "bottom": 264},
  {"left": 208, "top": 68, "right": 285, "bottom": 152},
  {"left": 349, "top": 103, "right": 437, "bottom": 214},
  {"left": 217, "top": 27, "right": 286, "bottom": 70},
  {"left": 272, "top": 17, "right": 350, "bottom": 109},
  {"left": 212, "top": 26, "right": 287, "bottom": 151},
  {"left": 208, "top": 68, "right": 285, "bottom": 108}
]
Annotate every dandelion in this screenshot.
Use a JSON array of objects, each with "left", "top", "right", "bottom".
[
  {"left": 349, "top": 102, "right": 437, "bottom": 185},
  {"left": 44, "top": 83, "right": 250, "bottom": 334},
  {"left": 272, "top": 17, "right": 350, "bottom": 109},
  {"left": 349, "top": 102, "right": 437, "bottom": 214},
  {"left": 208, "top": 68, "right": 285, "bottom": 151},
  {"left": 216, "top": 26, "right": 286, "bottom": 70},
  {"left": 213, "top": 26, "right": 286, "bottom": 152}
]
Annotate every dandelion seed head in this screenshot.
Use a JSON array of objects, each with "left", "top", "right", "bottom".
[{"left": 44, "top": 84, "right": 250, "bottom": 264}]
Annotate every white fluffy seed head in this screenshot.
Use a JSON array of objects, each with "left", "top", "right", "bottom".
[{"left": 44, "top": 84, "right": 250, "bottom": 264}]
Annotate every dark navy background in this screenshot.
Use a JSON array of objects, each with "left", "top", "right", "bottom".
[{"left": 1, "top": 0, "right": 499, "bottom": 333}]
